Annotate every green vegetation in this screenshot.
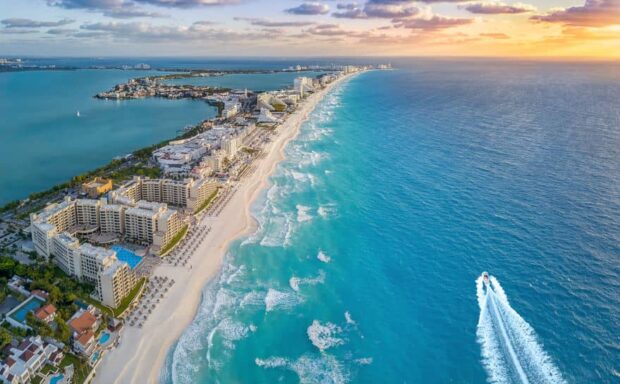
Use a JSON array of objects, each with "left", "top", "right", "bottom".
[
  {"left": 1, "top": 322, "right": 29, "bottom": 338},
  {"left": 41, "top": 364, "right": 57, "bottom": 375},
  {"left": 26, "top": 312, "right": 53, "bottom": 338},
  {"left": 0, "top": 255, "right": 94, "bottom": 323},
  {"left": 160, "top": 225, "right": 189, "bottom": 256},
  {"left": 194, "top": 190, "right": 219, "bottom": 214},
  {"left": 55, "top": 317, "right": 72, "bottom": 344},
  {"left": 241, "top": 147, "right": 260, "bottom": 155},
  {"left": 60, "top": 353, "right": 90, "bottom": 384},
  {"left": 108, "top": 163, "right": 161, "bottom": 183},
  {"left": 0, "top": 327, "right": 12, "bottom": 350}
]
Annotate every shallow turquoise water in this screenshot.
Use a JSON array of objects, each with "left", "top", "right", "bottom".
[
  {"left": 0, "top": 69, "right": 216, "bottom": 205},
  {"left": 165, "top": 71, "right": 328, "bottom": 91},
  {"left": 164, "top": 61, "right": 619, "bottom": 383}
]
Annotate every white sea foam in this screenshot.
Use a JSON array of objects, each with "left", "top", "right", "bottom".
[
  {"left": 259, "top": 212, "right": 295, "bottom": 247},
  {"left": 289, "top": 271, "right": 326, "bottom": 292},
  {"left": 344, "top": 311, "right": 356, "bottom": 325},
  {"left": 256, "top": 354, "right": 348, "bottom": 384},
  {"left": 264, "top": 288, "right": 301, "bottom": 312},
  {"left": 317, "top": 250, "right": 331, "bottom": 263},
  {"left": 240, "top": 291, "right": 264, "bottom": 307},
  {"left": 296, "top": 204, "right": 313, "bottom": 223},
  {"left": 476, "top": 274, "right": 566, "bottom": 384},
  {"left": 354, "top": 357, "right": 373, "bottom": 365},
  {"left": 216, "top": 317, "right": 250, "bottom": 349},
  {"left": 307, "top": 320, "right": 344, "bottom": 352}
]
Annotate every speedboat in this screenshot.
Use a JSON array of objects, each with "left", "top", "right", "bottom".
[{"left": 482, "top": 271, "right": 490, "bottom": 286}]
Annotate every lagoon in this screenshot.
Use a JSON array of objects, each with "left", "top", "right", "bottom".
[{"left": 0, "top": 69, "right": 216, "bottom": 205}]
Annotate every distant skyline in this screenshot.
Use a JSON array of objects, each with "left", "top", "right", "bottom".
[{"left": 0, "top": 0, "right": 619, "bottom": 58}]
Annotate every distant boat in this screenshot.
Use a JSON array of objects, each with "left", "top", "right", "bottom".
[{"left": 76, "top": 111, "right": 81, "bottom": 117}]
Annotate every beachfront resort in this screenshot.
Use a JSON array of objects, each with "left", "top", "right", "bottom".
[{"left": 0, "top": 64, "right": 383, "bottom": 383}]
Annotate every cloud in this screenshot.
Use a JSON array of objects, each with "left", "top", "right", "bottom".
[
  {"left": 234, "top": 17, "right": 315, "bottom": 27},
  {"left": 0, "top": 29, "right": 40, "bottom": 34},
  {"left": 332, "top": 0, "right": 420, "bottom": 19},
  {"left": 47, "top": 28, "right": 78, "bottom": 34},
  {"left": 462, "top": 2, "right": 536, "bottom": 14},
  {"left": 480, "top": 32, "right": 510, "bottom": 39},
  {"left": 302, "top": 23, "right": 371, "bottom": 40},
  {"left": 1, "top": 18, "right": 74, "bottom": 28},
  {"left": 332, "top": 2, "right": 367, "bottom": 18},
  {"left": 47, "top": 0, "right": 167, "bottom": 18},
  {"left": 395, "top": 15, "right": 473, "bottom": 30},
  {"left": 530, "top": 0, "right": 620, "bottom": 27},
  {"left": 286, "top": 2, "right": 330, "bottom": 15},
  {"left": 103, "top": 9, "right": 167, "bottom": 18},
  {"left": 133, "top": 0, "right": 240, "bottom": 7},
  {"left": 416, "top": 0, "right": 467, "bottom": 3},
  {"left": 79, "top": 20, "right": 280, "bottom": 41},
  {"left": 364, "top": 2, "right": 419, "bottom": 18},
  {"left": 47, "top": 0, "right": 127, "bottom": 9}
]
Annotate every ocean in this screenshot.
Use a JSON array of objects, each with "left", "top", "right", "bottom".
[{"left": 163, "top": 60, "right": 620, "bottom": 384}]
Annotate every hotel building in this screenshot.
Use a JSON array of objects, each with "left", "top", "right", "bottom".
[
  {"left": 110, "top": 176, "right": 218, "bottom": 213},
  {"left": 29, "top": 198, "right": 146, "bottom": 307}
]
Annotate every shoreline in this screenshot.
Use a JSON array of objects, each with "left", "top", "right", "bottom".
[{"left": 94, "top": 71, "right": 359, "bottom": 383}]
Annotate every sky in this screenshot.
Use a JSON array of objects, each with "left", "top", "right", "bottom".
[{"left": 0, "top": 0, "right": 618, "bottom": 58}]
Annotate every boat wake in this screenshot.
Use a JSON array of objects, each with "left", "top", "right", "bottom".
[{"left": 476, "top": 273, "right": 565, "bottom": 384}]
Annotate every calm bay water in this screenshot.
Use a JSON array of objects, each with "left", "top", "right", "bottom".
[
  {"left": 164, "top": 61, "right": 620, "bottom": 384},
  {"left": 0, "top": 69, "right": 216, "bottom": 205}
]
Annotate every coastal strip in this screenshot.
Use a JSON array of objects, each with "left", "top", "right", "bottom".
[{"left": 94, "top": 71, "right": 360, "bottom": 384}]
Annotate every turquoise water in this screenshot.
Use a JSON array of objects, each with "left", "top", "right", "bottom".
[
  {"left": 112, "top": 245, "right": 142, "bottom": 269},
  {"left": 50, "top": 374, "right": 64, "bottom": 384},
  {"left": 165, "top": 71, "right": 328, "bottom": 91},
  {"left": 99, "top": 331, "right": 111, "bottom": 345},
  {"left": 164, "top": 61, "right": 619, "bottom": 384},
  {"left": 10, "top": 296, "right": 44, "bottom": 322},
  {"left": 0, "top": 69, "right": 216, "bottom": 205}
]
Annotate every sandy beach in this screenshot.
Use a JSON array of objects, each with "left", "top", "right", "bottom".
[{"left": 94, "top": 72, "right": 357, "bottom": 384}]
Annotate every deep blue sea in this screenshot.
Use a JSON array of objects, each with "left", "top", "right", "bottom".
[{"left": 163, "top": 60, "right": 620, "bottom": 384}]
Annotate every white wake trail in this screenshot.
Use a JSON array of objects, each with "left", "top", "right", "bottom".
[{"left": 476, "top": 274, "right": 565, "bottom": 384}]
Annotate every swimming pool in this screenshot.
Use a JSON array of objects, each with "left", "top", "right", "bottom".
[
  {"left": 50, "top": 374, "right": 64, "bottom": 384},
  {"left": 90, "top": 351, "right": 100, "bottom": 364},
  {"left": 111, "top": 246, "right": 142, "bottom": 269},
  {"left": 98, "top": 331, "right": 111, "bottom": 345},
  {"left": 8, "top": 296, "right": 44, "bottom": 323}
]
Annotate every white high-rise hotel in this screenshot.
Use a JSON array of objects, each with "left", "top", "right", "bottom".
[
  {"left": 30, "top": 198, "right": 138, "bottom": 308},
  {"left": 109, "top": 176, "right": 218, "bottom": 213}
]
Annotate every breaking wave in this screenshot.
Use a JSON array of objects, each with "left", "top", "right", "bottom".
[
  {"left": 264, "top": 288, "right": 303, "bottom": 312},
  {"left": 307, "top": 320, "right": 345, "bottom": 352},
  {"left": 289, "top": 270, "right": 326, "bottom": 292},
  {"left": 256, "top": 354, "right": 348, "bottom": 384},
  {"left": 317, "top": 250, "right": 331, "bottom": 263}
]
